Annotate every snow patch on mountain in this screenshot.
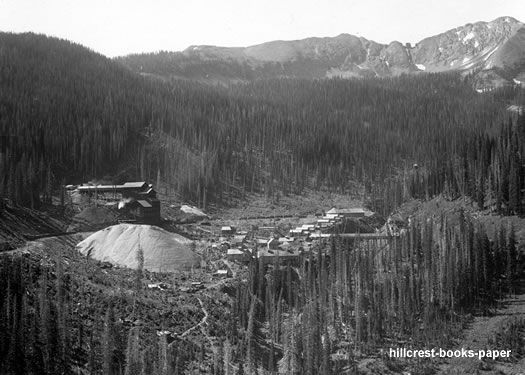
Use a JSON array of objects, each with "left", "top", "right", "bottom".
[
  {"left": 121, "top": 16, "right": 524, "bottom": 88},
  {"left": 463, "top": 32, "right": 475, "bottom": 43}
]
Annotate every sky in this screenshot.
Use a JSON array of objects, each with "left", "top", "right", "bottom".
[{"left": 0, "top": 0, "right": 524, "bottom": 57}]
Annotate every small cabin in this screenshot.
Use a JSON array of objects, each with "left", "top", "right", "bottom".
[
  {"left": 227, "top": 248, "right": 250, "bottom": 262},
  {"left": 191, "top": 282, "right": 204, "bottom": 290},
  {"left": 221, "top": 226, "right": 236, "bottom": 235},
  {"left": 214, "top": 269, "right": 232, "bottom": 278},
  {"left": 327, "top": 208, "right": 365, "bottom": 218},
  {"left": 232, "top": 235, "right": 246, "bottom": 245},
  {"left": 128, "top": 199, "right": 161, "bottom": 224}
]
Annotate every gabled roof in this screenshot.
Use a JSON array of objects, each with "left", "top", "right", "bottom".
[{"left": 137, "top": 188, "right": 156, "bottom": 195}]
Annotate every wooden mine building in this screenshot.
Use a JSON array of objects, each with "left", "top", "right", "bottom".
[{"left": 77, "top": 181, "right": 161, "bottom": 224}]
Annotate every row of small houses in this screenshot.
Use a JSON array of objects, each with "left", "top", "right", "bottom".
[
  {"left": 224, "top": 207, "right": 366, "bottom": 265},
  {"left": 289, "top": 207, "right": 365, "bottom": 236}
]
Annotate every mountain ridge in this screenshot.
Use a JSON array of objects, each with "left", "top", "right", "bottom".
[{"left": 117, "top": 16, "right": 525, "bottom": 88}]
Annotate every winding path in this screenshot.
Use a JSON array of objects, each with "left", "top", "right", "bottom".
[{"left": 178, "top": 298, "right": 208, "bottom": 339}]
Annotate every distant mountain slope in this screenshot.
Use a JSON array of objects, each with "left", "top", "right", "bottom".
[{"left": 117, "top": 17, "right": 525, "bottom": 88}]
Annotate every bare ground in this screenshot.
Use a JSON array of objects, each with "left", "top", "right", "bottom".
[{"left": 438, "top": 286, "right": 525, "bottom": 375}]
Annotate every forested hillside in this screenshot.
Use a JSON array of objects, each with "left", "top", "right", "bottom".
[
  {"left": 3, "top": 31, "right": 525, "bottom": 375},
  {"left": 0, "top": 32, "right": 522, "bottom": 211},
  {"left": 377, "top": 109, "right": 525, "bottom": 216}
]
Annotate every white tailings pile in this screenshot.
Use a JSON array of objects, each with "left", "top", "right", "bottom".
[{"left": 77, "top": 224, "right": 200, "bottom": 272}]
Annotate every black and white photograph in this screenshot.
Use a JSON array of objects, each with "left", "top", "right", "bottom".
[{"left": 1, "top": 0, "right": 525, "bottom": 374}]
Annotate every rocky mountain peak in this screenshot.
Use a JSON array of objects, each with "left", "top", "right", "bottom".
[{"left": 118, "top": 17, "right": 525, "bottom": 88}]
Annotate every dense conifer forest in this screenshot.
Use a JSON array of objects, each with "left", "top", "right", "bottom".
[
  {"left": 1, "top": 32, "right": 525, "bottom": 374},
  {"left": 1, "top": 32, "right": 523, "bottom": 210}
]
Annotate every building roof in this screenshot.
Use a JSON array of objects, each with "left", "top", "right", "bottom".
[
  {"left": 227, "top": 249, "right": 245, "bottom": 255},
  {"left": 327, "top": 208, "right": 365, "bottom": 215},
  {"left": 257, "top": 249, "right": 299, "bottom": 258},
  {"left": 77, "top": 181, "right": 150, "bottom": 192},
  {"left": 279, "top": 242, "right": 292, "bottom": 249},
  {"left": 309, "top": 233, "right": 332, "bottom": 239},
  {"left": 122, "top": 182, "right": 147, "bottom": 188},
  {"left": 137, "top": 200, "right": 152, "bottom": 208},
  {"left": 232, "top": 235, "right": 246, "bottom": 243},
  {"left": 77, "top": 184, "right": 119, "bottom": 191}
]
